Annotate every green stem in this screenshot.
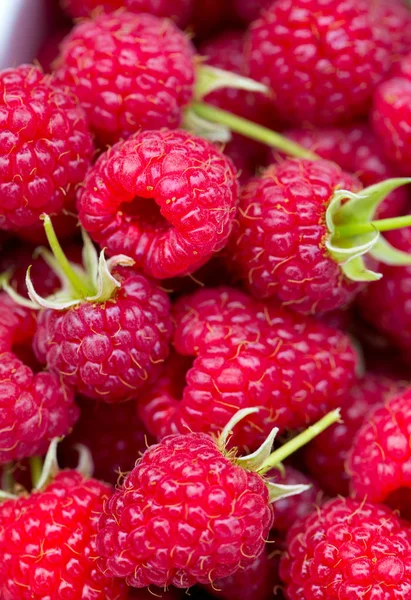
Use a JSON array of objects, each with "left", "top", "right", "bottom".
[
  {"left": 1, "top": 462, "right": 14, "bottom": 493},
  {"left": 259, "top": 409, "right": 341, "bottom": 474},
  {"left": 190, "top": 102, "right": 319, "bottom": 160},
  {"left": 41, "top": 214, "right": 90, "bottom": 296},
  {"left": 30, "top": 456, "right": 43, "bottom": 489},
  {"left": 336, "top": 215, "right": 411, "bottom": 238}
]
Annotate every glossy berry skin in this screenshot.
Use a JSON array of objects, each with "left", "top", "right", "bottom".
[
  {"left": 61, "top": 0, "right": 194, "bottom": 27},
  {"left": 280, "top": 497, "right": 411, "bottom": 600},
  {"left": 54, "top": 12, "right": 195, "bottom": 145},
  {"left": 348, "top": 388, "right": 411, "bottom": 520},
  {"left": 33, "top": 269, "right": 173, "bottom": 403},
  {"left": 278, "top": 125, "right": 409, "bottom": 219},
  {"left": 0, "top": 470, "right": 127, "bottom": 600},
  {"left": 60, "top": 397, "right": 152, "bottom": 485},
  {"left": 227, "top": 158, "right": 362, "bottom": 314},
  {"left": 141, "top": 287, "right": 358, "bottom": 449},
  {"left": 246, "top": 0, "right": 392, "bottom": 126},
  {"left": 0, "top": 65, "right": 93, "bottom": 233},
  {"left": 96, "top": 432, "right": 274, "bottom": 588},
  {"left": 78, "top": 130, "right": 239, "bottom": 279},
  {"left": 303, "top": 374, "right": 407, "bottom": 496}
]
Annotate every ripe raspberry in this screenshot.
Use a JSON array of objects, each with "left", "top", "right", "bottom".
[
  {"left": 54, "top": 12, "right": 196, "bottom": 145},
  {"left": 246, "top": 0, "right": 392, "bottom": 126},
  {"left": 379, "top": 1, "right": 411, "bottom": 69},
  {"left": 61, "top": 0, "right": 194, "bottom": 27},
  {"left": 276, "top": 125, "right": 409, "bottom": 219},
  {"left": 129, "top": 587, "right": 184, "bottom": 599},
  {"left": 227, "top": 158, "right": 362, "bottom": 313},
  {"left": 280, "top": 497, "right": 411, "bottom": 600},
  {"left": 60, "top": 397, "right": 152, "bottom": 485},
  {"left": 348, "top": 388, "right": 411, "bottom": 520},
  {"left": 0, "top": 470, "right": 127, "bottom": 599},
  {"left": 0, "top": 65, "right": 93, "bottom": 234},
  {"left": 303, "top": 374, "right": 407, "bottom": 496},
  {"left": 78, "top": 129, "right": 239, "bottom": 279},
  {"left": 0, "top": 292, "right": 36, "bottom": 352}
]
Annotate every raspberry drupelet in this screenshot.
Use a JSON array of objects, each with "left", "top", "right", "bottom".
[
  {"left": 78, "top": 129, "right": 239, "bottom": 280},
  {"left": 227, "top": 158, "right": 411, "bottom": 314},
  {"left": 53, "top": 11, "right": 196, "bottom": 145},
  {"left": 96, "top": 407, "right": 340, "bottom": 589},
  {"left": 280, "top": 497, "right": 411, "bottom": 599},
  {"left": 246, "top": 0, "right": 392, "bottom": 127},
  {"left": 0, "top": 65, "right": 93, "bottom": 235},
  {"left": 0, "top": 467, "right": 127, "bottom": 600},
  {"left": 61, "top": 0, "right": 194, "bottom": 27},
  {"left": 348, "top": 387, "right": 411, "bottom": 520}
]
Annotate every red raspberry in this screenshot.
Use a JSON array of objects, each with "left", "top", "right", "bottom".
[
  {"left": 246, "top": 0, "right": 392, "bottom": 126},
  {"left": 61, "top": 0, "right": 194, "bottom": 27},
  {"left": 54, "top": 12, "right": 195, "bottom": 145},
  {"left": 232, "top": 0, "right": 272, "bottom": 24},
  {"left": 60, "top": 396, "right": 152, "bottom": 485},
  {"left": 357, "top": 227, "right": 411, "bottom": 354},
  {"left": 276, "top": 125, "right": 409, "bottom": 219},
  {"left": 0, "top": 292, "right": 36, "bottom": 352},
  {"left": 34, "top": 268, "right": 173, "bottom": 402},
  {"left": 78, "top": 130, "right": 239, "bottom": 279},
  {"left": 303, "top": 374, "right": 407, "bottom": 496},
  {"left": 379, "top": 1, "right": 411, "bottom": 69},
  {"left": 280, "top": 497, "right": 411, "bottom": 600},
  {"left": 0, "top": 470, "right": 127, "bottom": 599},
  {"left": 36, "top": 28, "right": 71, "bottom": 73},
  {"left": 129, "top": 587, "right": 184, "bottom": 599},
  {"left": 96, "top": 431, "right": 274, "bottom": 588},
  {"left": 0, "top": 65, "right": 93, "bottom": 234},
  {"left": 227, "top": 158, "right": 362, "bottom": 313},
  {"left": 348, "top": 388, "right": 411, "bottom": 520}
]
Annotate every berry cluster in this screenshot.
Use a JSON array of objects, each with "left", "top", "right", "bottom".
[{"left": 1, "top": 1, "right": 411, "bottom": 599}]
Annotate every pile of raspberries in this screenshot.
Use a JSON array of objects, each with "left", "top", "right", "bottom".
[{"left": 2, "top": 1, "right": 411, "bottom": 599}]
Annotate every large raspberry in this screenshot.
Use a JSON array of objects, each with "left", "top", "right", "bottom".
[
  {"left": 61, "top": 0, "right": 194, "bottom": 27},
  {"left": 78, "top": 129, "right": 239, "bottom": 279},
  {"left": 53, "top": 12, "right": 196, "bottom": 145},
  {"left": 34, "top": 268, "right": 173, "bottom": 402},
  {"left": 280, "top": 497, "right": 411, "bottom": 600},
  {"left": 276, "top": 125, "right": 409, "bottom": 219},
  {"left": 348, "top": 388, "right": 411, "bottom": 520},
  {"left": 227, "top": 158, "right": 362, "bottom": 313},
  {"left": 303, "top": 373, "right": 407, "bottom": 496},
  {"left": 96, "top": 431, "right": 274, "bottom": 588},
  {"left": 246, "top": 0, "right": 392, "bottom": 126},
  {"left": 0, "top": 65, "right": 93, "bottom": 233},
  {"left": 0, "top": 470, "right": 127, "bottom": 600}
]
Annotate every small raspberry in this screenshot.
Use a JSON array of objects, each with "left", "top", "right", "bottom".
[
  {"left": 0, "top": 470, "right": 127, "bottom": 599},
  {"left": 280, "top": 497, "right": 411, "bottom": 600},
  {"left": 348, "top": 388, "right": 411, "bottom": 520},
  {"left": 61, "top": 0, "right": 194, "bottom": 27},
  {"left": 303, "top": 373, "right": 407, "bottom": 496},
  {"left": 78, "top": 129, "right": 239, "bottom": 279},
  {"left": 53, "top": 12, "right": 196, "bottom": 144},
  {"left": 60, "top": 396, "right": 152, "bottom": 485},
  {"left": 0, "top": 65, "right": 93, "bottom": 233},
  {"left": 246, "top": 0, "right": 392, "bottom": 126},
  {"left": 276, "top": 125, "right": 409, "bottom": 219},
  {"left": 227, "top": 158, "right": 362, "bottom": 313}
]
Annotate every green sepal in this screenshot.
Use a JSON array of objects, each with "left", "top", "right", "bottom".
[
  {"left": 195, "top": 65, "right": 269, "bottom": 100},
  {"left": 182, "top": 107, "right": 232, "bottom": 142},
  {"left": 266, "top": 481, "right": 311, "bottom": 503},
  {"left": 236, "top": 426, "right": 279, "bottom": 471},
  {"left": 369, "top": 235, "right": 411, "bottom": 266},
  {"left": 35, "top": 438, "right": 60, "bottom": 491}
]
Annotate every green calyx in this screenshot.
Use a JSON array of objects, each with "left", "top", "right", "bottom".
[
  {"left": 326, "top": 178, "right": 411, "bottom": 282},
  {"left": 218, "top": 408, "right": 341, "bottom": 503},
  {"left": 3, "top": 214, "right": 134, "bottom": 311}
]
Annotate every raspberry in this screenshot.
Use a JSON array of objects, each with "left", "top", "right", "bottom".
[
  {"left": 303, "top": 374, "right": 407, "bottom": 496},
  {"left": 78, "top": 129, "right": 239, "bottom": 279},
  {"left": 246, "top": 0, "right": 392, "bottom": 126},
  {"left": 276, "top": 125, "right": 409, "bottom": 219},
  {"left": 0, "top": 470, "right": 127, "bottom": 599},
  {"left": 232, "top": 0, "right": 272, "bottom": 24},
  {"left": 0, "top": 65, "right": 93, "bottom": 234},
  {"left": 227, "top": 158, "right": 362, "bottom": 313},
  {"left": 380, "top": 0, "right": 411, "bottom": 68},
  {"left": 36, "top": 28, "right": 71, "bottom": 73},
  {"left": 348, "top": 388, "right": 411, "bottom": 520},
  {"left": 61, "top": 0, "right": 194, "bottom": 27},
  {"left": 54, "top": 12, "right": 196, "bottom": 145},
  {"left": 34, "top": 267, "right": 173, "bottom": 402},
  {"left": 60, "top": 396, "right": 152, "bottom": 485},
  {"left": 280, "top": 497, "right": 411, "bottom": 600}
]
